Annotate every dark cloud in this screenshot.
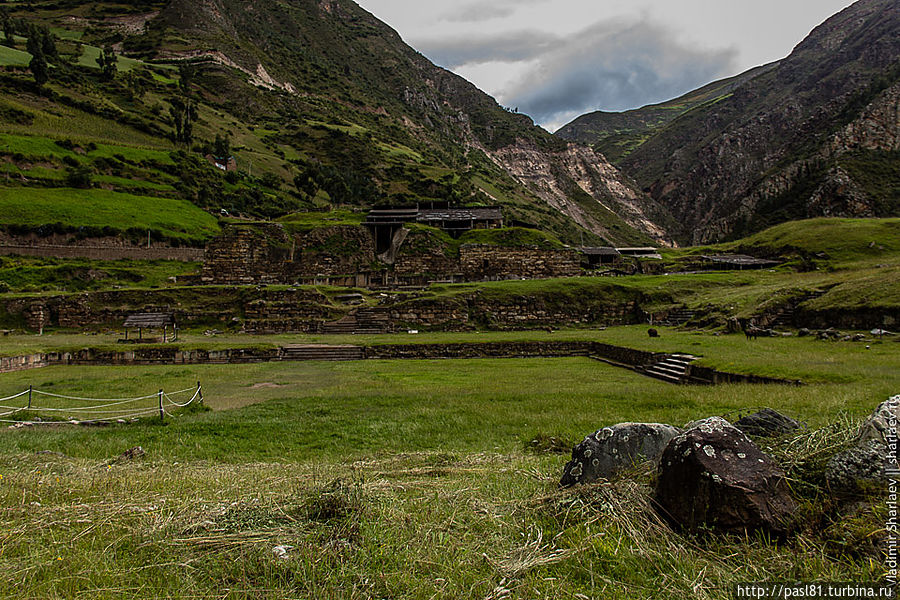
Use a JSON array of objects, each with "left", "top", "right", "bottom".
[
  {"left": 416, "top": 16, "right": 737, "bottom": 129},
  {"left": 416, "top": 30, "right": 558, "bottom": 68},
  {"left": 440, "top": 0, "right": 550, "bottom": 24},
  {"left": 505, "top": 19, "right": 738, "bottom": 129}
]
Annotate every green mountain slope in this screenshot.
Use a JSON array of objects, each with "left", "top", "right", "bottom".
[
  {"left": 556, "top": 0, "right": 900, "bottom": 245},
  {"left": 0, "top": 0, "right": 672, "bottom": 247},
  {"left": 555, "top": 64, "right": 776, "bottom": 164}
]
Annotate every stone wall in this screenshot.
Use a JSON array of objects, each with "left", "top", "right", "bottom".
[
  {"left": 296, "top": 226, "right": 376, "bottom": 277},
  {"left": 459, "top": 245, "right": 581, "bottom": 280},
  {"left": 3, "top": 287, "right": 336, "bottom": 332},
  {"left": 201, "top": 223, "right": 299, "bottom": 285},
  {"left": 0, "top": 245, "right": 204, "bottom": 262}
]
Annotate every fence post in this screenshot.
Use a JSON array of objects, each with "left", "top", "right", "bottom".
[
  {"left": 197, "top": 381, "right": 203, "bottom": 405},
  {"left": 28, "top": 385, "right": 32, "bottom": 409},
  {"left": 158, "top": 389, "right": 164, "bottom": 422}
]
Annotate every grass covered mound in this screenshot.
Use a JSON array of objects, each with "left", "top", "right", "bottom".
[{"left": 0, "top": 187, "right": 219, "bottom": 245}]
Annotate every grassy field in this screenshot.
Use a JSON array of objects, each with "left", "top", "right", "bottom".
[
  {"left": 0, "top": 187, "right": 219, "bottom": 244},
  {"left": 0, "top": 330, "right": 895, "bottom": 597},
  {"left": 0, "top": 256, "right": 199, "bottom": 293}
]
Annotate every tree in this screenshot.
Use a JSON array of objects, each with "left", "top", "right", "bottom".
[
  {"left": 25, "top": 27, "right": 48, "bottom": 87},
  {"left": 213, "top": 133, "right": 231, "bottom": 158},
  {"left": 40, "top": 27, "right": 57, "bottom": 61},
  {"left": 0, "top": 8, "right": 13, "bottom": 47},
  {"left": 96, "top": 45, "right": 117, "bottom": 80},
  {"left": 169, "top": 96, "right": 198, "bottom": 144},
  {"left": 177, "top": 63, "right": 195, "bottom": 96}
]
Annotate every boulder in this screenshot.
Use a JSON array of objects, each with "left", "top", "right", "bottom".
[
  {"left": 734, "top": 408, "right": 801, "bottom": 437},
  {"left": 826, "top": 396, "right": 900, "bottom": 490},
  {"left": 654, "top": 417, "right": 796, "bottom": 535},
  {"left": 560, "top": 423, "right": 683, "bottom": 487},
  {"left": 648, "top": 328, "right": 659, "bottom": 338}
]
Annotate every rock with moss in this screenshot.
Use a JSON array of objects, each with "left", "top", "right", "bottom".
[
  {"left": 734, "top": 408, "right": 801, "bottom": 437},
  {"left": 826, "top": 395, "right": 900, "bottom": 491},
  {"left": 654, "top": 417, "right": 796, "bottom": 536},
  {"left": 559, "top": 422, "right": 682, "bottom": 487}
]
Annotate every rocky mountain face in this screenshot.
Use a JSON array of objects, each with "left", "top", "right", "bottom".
[
  {"left": 135, "top": 0, "right": 671, "bottom": 245},
  {"left": 566, "top": 0, "right": 900, "bottom": 244},
  {"left": 556, "top": 64, "right": 776, "bottom": 165}
]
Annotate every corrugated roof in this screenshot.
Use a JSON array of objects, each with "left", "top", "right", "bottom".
[
  {"left": 701, "top": 254, "right": 780, "bottom": 266},
  {"left": 417, "top": 208, "right": 503, "bottom": 221},
  {"left": 123, "top": 313, "right": 176, "bottom": 328},
  {"left": 581, "top": 246, "right": 620, "bottom": 256}
]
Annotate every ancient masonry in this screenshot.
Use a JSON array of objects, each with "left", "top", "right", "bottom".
[{"left": 201, "top": 222, "right": 584, "bottom": 286}]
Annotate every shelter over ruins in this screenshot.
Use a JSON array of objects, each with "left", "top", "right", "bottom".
[
  {"left": 701, "top": 254, "right": 781, "bottom": 270},
  {"left": 365, "top": 206, "right": 503, "bottom": 252},
  {"left": 122, "top": 313, "right": 177, "bottom": 343}
]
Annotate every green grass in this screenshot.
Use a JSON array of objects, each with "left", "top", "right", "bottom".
[
  {"left": 0, "top": 45, "right": 31, "bottom": 67},
  {"left": 0, "top": 333, "right": 895, "bottom": 598},
  {"left": 76, "top": 44, "right": 144, "bottom": 73},
  {"left": 0, "top": 257, "right": 198, "bottom": 293},
  {"left": 276, "top": 209, "right": 366, "bottom": 232},
  {"left": 458, "top": 227, "right": 564, "bottom": 249},
  {"left": 0, "top": 187, "right": 219, "bottom": 244}
]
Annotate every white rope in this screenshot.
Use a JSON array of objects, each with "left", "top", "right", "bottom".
[
  {"left": 167, "top": 387, "right": 196, "bottom": 396},
  {"left": 1, "top": 385, "right": 204, "bottom": 425},
  {"left": 0, "top": 390, "right": 29, "bottom": 403},
  {"left": 0, "top": 407, "right": 161, "bottom": 425},
  {"left": 21, "top": 396, "right": 157, "bottom": 411},
  {"left": 32, "top": 390, "right": 159, "bottom": 403},
  {"left": 163, "top": 389, "right": 200, "bottom": 408}
]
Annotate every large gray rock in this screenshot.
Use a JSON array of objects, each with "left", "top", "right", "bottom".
[
  {"left": 560, "top": 423, "right": 682, "bottom": 487},
  {"left": 654, "top": 417, "right": 796, "bottom": 536},
  {"left": 734, "top": 408, "right": 801, "bottom": 438},
  {"left": 826, "top": 396, "right": 900, "bottom": 490}
]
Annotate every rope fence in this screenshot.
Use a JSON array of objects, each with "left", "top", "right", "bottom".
[{"left": 0, "top": 382, "right": 204, "bottom": 425}]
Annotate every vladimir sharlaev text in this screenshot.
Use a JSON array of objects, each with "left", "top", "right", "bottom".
[{"left": 886, "top": 396, "right": 899, "bottom": 587}]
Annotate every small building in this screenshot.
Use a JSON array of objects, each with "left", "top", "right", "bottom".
[
  {"left": 121, "top": 313, "right": 177, "bottom": 343},
  {"left": 205, "top": 154, "right": 237, "bottom": 172},
  {"left": 581, "top": 246, "right": 621, "bottom": 267}
]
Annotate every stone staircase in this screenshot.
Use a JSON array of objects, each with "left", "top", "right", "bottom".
[
  {"left": 320, "top": 308, "right": 391, "bottom": 335},
  {"left": 660, "top": 307, "right": 696, "bottom": 327},
  {"left": 641, "top": 354, "right": 699, "bottom": 384},
  {"left": 769, "top": 290, "right": 826, "bottom": 329},
  {"left": 280, "top": 345, "right": 364, "bottom": 361}
]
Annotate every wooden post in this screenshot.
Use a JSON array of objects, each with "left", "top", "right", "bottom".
[
  {"left": 197, "top": 381, "right": 203, "bottom": 405},
  {"left": 158, "top": 389, "right": 164, "bottom": 422},
  {"left": 28, "top": 385, "right": 32, "bottom": 409}
]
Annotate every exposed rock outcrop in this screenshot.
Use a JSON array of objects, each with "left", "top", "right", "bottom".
[
  {"left": 560, "top": 423, "right": 682, "bottom": 487},
  {"left": 734, "top": 409, "right": 802, "bottom": 438},
  {"left": 654, "top": 417, "right": 797, "bottom": 535},
  {"left": 826, "top": 395, "right": 900, "bottom": 490},
  {"left": 488, "top": 141, "right": 673, "bottom": 246}
]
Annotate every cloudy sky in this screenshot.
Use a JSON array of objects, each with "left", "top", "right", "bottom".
[{"left": 355, "top": 0, "right": 857, "bottom": 131}]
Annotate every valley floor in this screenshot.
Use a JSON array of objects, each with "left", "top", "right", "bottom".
[{"left": 0, "top": 326, "right": 897, "bottom": 598}]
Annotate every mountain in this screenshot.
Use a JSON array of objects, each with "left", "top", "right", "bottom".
[
  {"left": 558, "top": 0, "right": 900, "bottom": 244},
  {"left": 555, "top": 64, "right": 776, "bottom": 164},
  {"left": 0, "top": 0, "right": 672, "bottom": 247}
]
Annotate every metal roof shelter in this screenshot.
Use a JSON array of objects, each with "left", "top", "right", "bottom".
[
  {"left": 122, "top": 313, "right": 177, "bottom": 342},
  {"left": 581, "top": 246, "right": 621, "bottom": 266},
  {"left": 701, "top": 254, "right": 781, "bottom": 270}
]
